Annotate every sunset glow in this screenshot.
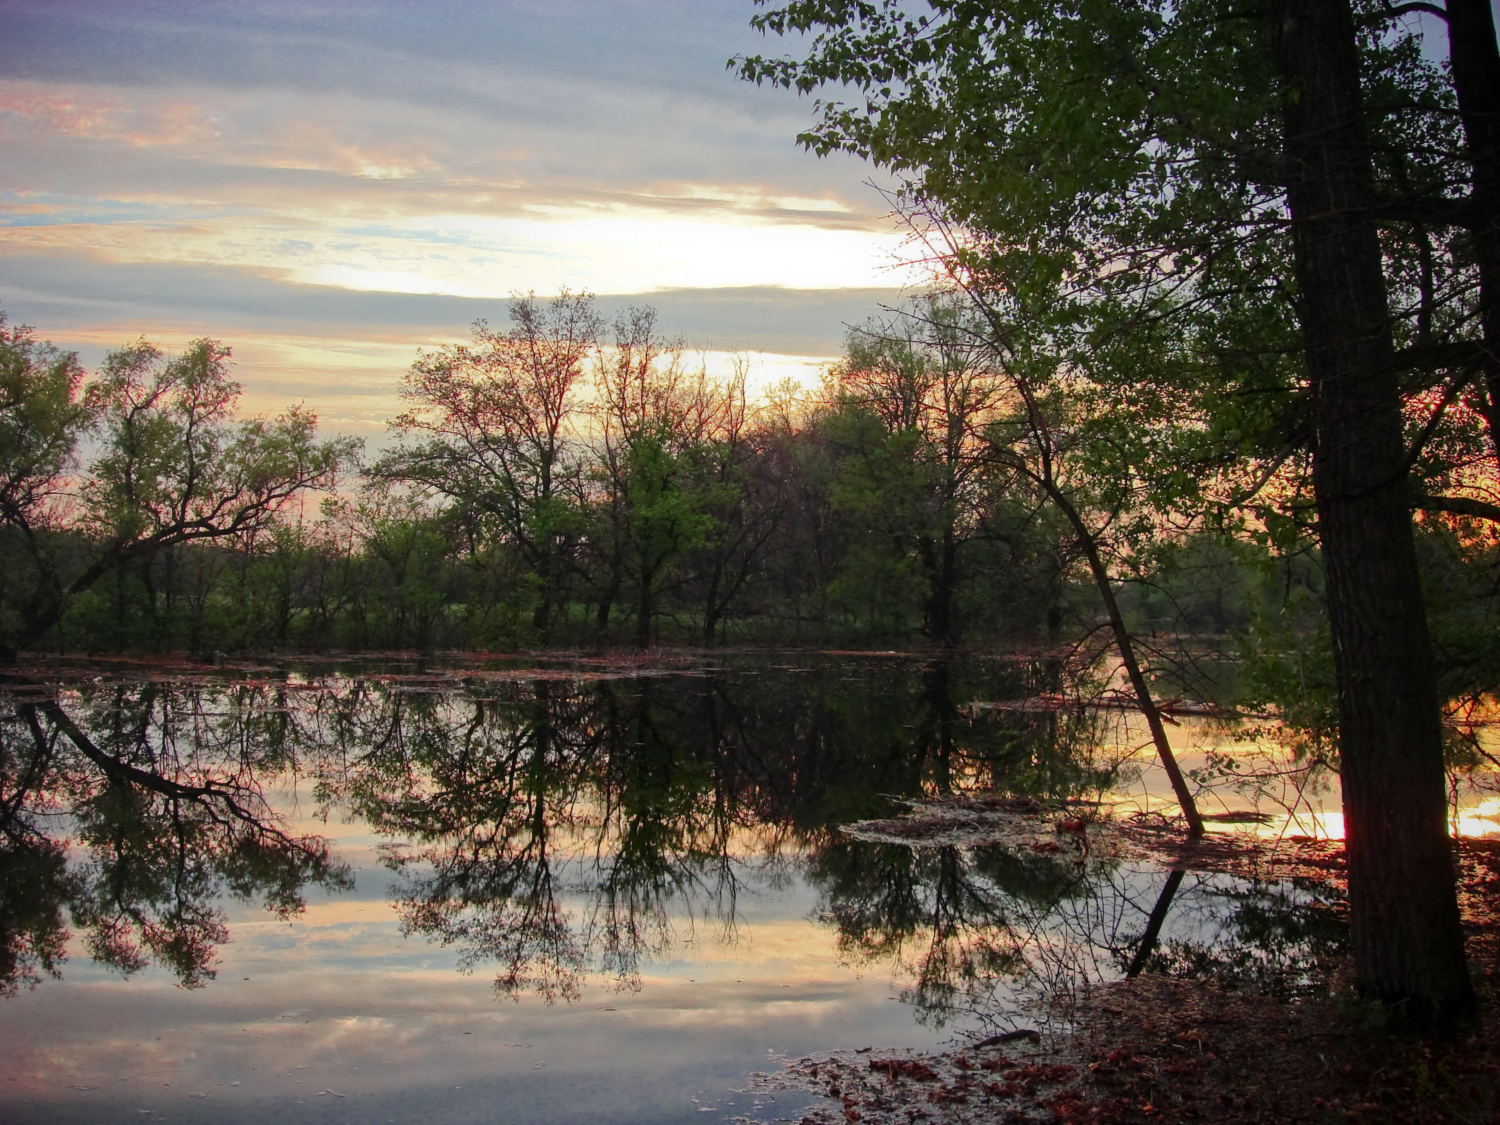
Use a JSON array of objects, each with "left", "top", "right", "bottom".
[{"left": 0, "top": 2, "right": 914, "bottom": 430}]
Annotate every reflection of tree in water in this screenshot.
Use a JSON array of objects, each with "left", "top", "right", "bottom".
[
  {"left": 791, "top": 657, "right": 1347, "bottom": 1031},
  {"left": 813, "top": 842, "right": 1028, "bottom": 1024},
  {"left": 1130, "top": 875, "right": 1347, "bottom": 998},
  {"left": 807, "top": 834, "right": 1347, "bottom": 1032},
  {"left": 0, "top": 714, "right": 74, "bottom": 994},
  {"left": 0, "top": 653, "right": 1177, "bottom": 1008},
  {"left": 320, "top": 656, "right": 1127, "bottom": 1003},
  {"left": 323, "top": 677, "right": 781, "bottom": 1001},
  {"left": 0, "top": 680, "right": 350, "bottom": 993}
]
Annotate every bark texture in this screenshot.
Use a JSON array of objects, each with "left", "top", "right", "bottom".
[{"left": 1270, "top": 0, "right": 1473, "bottom": 1019}]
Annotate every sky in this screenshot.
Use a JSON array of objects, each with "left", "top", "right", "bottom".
[{"left": 0, "top": 0, "right": 924, "bottom": 439}]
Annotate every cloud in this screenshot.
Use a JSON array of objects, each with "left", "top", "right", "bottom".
[
  {"left": 0, "top": 2, "right": 880, "bottom": 202},
  {"left": 0, "top": 1, "right": 926, "bottom": 437},
  {"left": 0, "top": 249, "right": 912, "bottom": 436},
  {"left": 0, "top": 248, "right": 907, "bottom": 353},
  {"left": 0, "top": 66, "right": 914, "bottom": 298},
  {"left": 0, "top": 82, "right": 884, "bottom": 222},
  {"left": 0, "top": 1, "right": 797, "bottom": 110}
]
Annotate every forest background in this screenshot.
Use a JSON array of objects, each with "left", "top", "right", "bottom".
[{"left": 0, "top": 292, "right": 1180, "bottom": 659}]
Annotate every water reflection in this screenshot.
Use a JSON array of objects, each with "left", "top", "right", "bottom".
[
  {"left": 0, "top": 656, "right": 1347, "bottom": 1031},
  {"left": 0, "top": 682, "right": 350, "bottom": 993},
  {"left": 808, "top": 835, "right": 1345, "bottom": 1032}
]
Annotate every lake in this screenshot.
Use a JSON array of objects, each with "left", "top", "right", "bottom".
[{"left": 0, "top": 652, "right": 1403, "bottom": 1123}]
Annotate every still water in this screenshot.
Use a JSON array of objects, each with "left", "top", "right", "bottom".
[{"left": 0, "top": 653, "right": 1353, "bottom": 1123}]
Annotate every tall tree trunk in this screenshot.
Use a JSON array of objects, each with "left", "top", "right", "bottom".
[
  {"left": 1446, "top": 0, "right": 1500, "bottom": 459},
  {"left": 634, "top": 572, "right": 653, "bottom": 648},
  {"left": 937, "top": 524, "right": 957, "bottom": 643},
  {"left": 531, "top": 558, "right": 553, "bottom": 638},
  {"left": 1270, "top": 0, "right": 1473, "bottom": 1019},
  {"left": 922, "top": 526, "right": 959, "bottom": 645},
  {"left": 595, "top": 547, "right": 622, "bottom": 634},
  {"left": 703, "top": 560, "right": 723, "bottom": 646}
]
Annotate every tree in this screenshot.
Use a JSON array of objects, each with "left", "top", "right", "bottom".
[
  {"left": 747, "top": 382, "right": 848, "bottom": 636},
  {"left": 589, "top": 307, "right": 722, "bottom": 646},
  {"left": 958, "top": 287, "right": 1207, "bottom": 837},
  {"left": 0, "top": 315, "right": 90, "bottom": 661},
  {"left": 1269, "top": 0, "right": 1470, "bottom": 1018},
  {"left": 384, "top": 291, "right": 602, "bottom": 639},
  {"left": 827, "top": 297, "right": 1005, "bottom": 642},
  {"left": 2, "top": 336, "right": 355, "bottom": 661},
  {"left": 677, "top": 358, "right": 788, "bottom": 645},
  {"left": 735, "top": 0, "right": 1494, "bottom": 1017},
  {"left": 1447, "top": 0, "right": 1500, "bottom": 455}
]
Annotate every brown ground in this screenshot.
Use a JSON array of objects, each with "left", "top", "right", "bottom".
[{"left": 744, "top": 828, "right": 1500, "bottom": 1125}]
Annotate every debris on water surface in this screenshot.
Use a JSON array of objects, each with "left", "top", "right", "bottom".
[
  {"left": 737, "top": 1039, "right": 1077, "bottom": 1125},
  {"left": 839, "top": 790, "right": 1359, "bottom": 885},
  {"left": 840, "top": 793, "right": 1119, "bottom": 856},
  {"left": 868, "top": 1059, "right": 938, "bottom": 1081}
]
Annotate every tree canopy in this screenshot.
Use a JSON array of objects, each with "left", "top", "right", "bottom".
[{"left": 0, "top": 330, "right": 358, "bottom": 661}]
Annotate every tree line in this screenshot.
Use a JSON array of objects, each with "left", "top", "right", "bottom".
[
  {"left": 3, "top": 286, "right": 1498, "bottom": 704},
  {"left": 0, "top": 295, "right": 1125, "bottom": 658}
]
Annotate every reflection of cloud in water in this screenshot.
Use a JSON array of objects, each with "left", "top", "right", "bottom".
[
  {"left": 0, "top": 957, "right": 940, "bottom": 1124},
  {"left": 220, "top": 880, "right": 855, "bottom": 983}
]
